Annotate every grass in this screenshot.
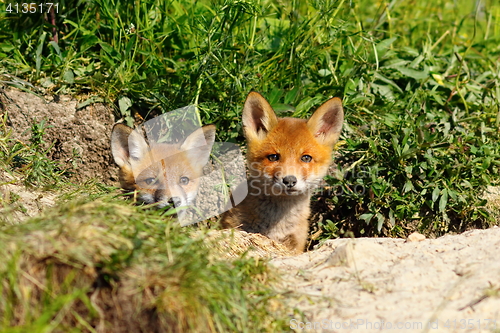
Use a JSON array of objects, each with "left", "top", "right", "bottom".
[
  {"left": 0, "top": 195, "right": 290, "bottom": 332},
  {"left": 1, "top": 0, "right": 500, "bottom": 330}
]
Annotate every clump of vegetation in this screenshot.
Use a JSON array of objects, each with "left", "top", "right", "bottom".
[
  {"left": 310, "top": 0, "right": 500, "bottom": 238},
  {"left": 0, "top": 196, "right": 289, "bottom": 332},
  {"left": 321, "top": 99, "right": 500, "bottom": 238}
]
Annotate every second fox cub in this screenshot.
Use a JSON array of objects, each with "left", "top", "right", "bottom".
[
  {"left": 221, "top": 92, "right": 344, "bottom": 254},
  {"left": 111, "top": 123, "right": 216, "bottom": 210}
]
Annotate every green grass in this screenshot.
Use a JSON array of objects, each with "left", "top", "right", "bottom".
[
  {"left": 1, "top": 0, "right": 500, "bottom": 330},
  {"left": 0, "top": 195, "right": 289, "bottom": 332}
]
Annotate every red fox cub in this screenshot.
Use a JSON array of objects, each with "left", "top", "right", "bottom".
[
  {"left": 110, "top": 123, "right": 216, "bottom": 211},
  {"left": 221, "top": 92, "right": 343, "bottom": 254}
]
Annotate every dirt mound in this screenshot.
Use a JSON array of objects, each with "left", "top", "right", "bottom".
[
  {"left": 1, "top": 87, "right": 117, "bottom": 184},
  {"left": 273, "top": 228, "right": 500, "bottom": 332},
  {"left": 201, "top": 229, "right": 293, "bottom": 258}
]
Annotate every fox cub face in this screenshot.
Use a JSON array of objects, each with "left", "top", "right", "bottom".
[
  {"left": 111, "top": 123, "right": 216, "bottom": 209},
  {"left": 243, "top": 92, "right": 343, "bottom": 196}
]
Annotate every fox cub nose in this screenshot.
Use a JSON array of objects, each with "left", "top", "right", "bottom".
[
  {"left": 282, "top": 175, "right": 297, "bottom": 188},
  {"left": 168, "top": 197, "right": 182, "bottom": 207}
]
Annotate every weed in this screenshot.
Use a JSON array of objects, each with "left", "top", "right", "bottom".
[{"left": 0, "top": 114, "right": 68, "bottom": 188}]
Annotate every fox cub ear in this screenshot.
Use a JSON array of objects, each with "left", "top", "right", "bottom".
[
  {"left": 307, "top": 97, "right": 344, "bottom": 147},
  {"left": 110, "top": 123, "right": 150, "bottom": 167},
  {"left": 242, "top": 92, "right": 279, "bottom": 141},
  {"left": 180, "top": 124, "right": 216, "bottom": 169}
]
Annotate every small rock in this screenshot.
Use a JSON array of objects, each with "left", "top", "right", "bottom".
[
  {"left": 406, "top": 232, "right": 426, "bottom": 242},
  {"left": 327, "top": 239, "right": 393, "bottom": 268}
]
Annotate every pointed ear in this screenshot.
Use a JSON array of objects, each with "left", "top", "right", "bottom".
[
  {"left": 242, "top": 92, "right": 279, "bottom": 141},
  {"left": 111, "top": 123, "right": 133, "bottom": 167},
  {"left": 307, "top": 97, "right": 344, "bottom": 146},
  {"left": 127, "top": 129, "right": 150, "bottom": 161},
  {"left": 110, "top": 123, "right": 150, "bottom": 167},
  {"left": 180, "top": 124, "right": 216, "bottom": 169}
]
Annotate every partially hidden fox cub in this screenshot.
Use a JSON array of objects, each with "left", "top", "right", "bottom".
[
  {"left": 111, "top": 123, "right": 216, "bottom": 210},
  {"left": 221, "top": 92, "right": 343, "bottom": 254}
]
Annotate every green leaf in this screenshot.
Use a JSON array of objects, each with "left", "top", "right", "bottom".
[
  {"left": 77, "top": 96, "right": 105, "bottom": 109},
  {"left": 99, "top": 42, "right": 121, "bottom": 61},
  {"left": 118, "top": 96, "right": 132, "bottom": 117},
  {"left": 482, "top": 157, "right": 491, "bottom": 170},
  {"left": 372, "top": 83, "right": 395, "bottom": 101},
  {"left": 0, "top": 43, "right": 15, "bottom": 52},
  {"left": 448, "top": 189, "right": 457, "bottom": 201},
  {"left": 125, "top": 116, "right": 135, "bottom": 128},
  {"left": 48, "top": 41, "right": 61, "bottom": 56},
  {"left": 432, "top": 187, "right": 440, "bottom": 203},
  {"left": 318, "top": 69, "right": 332, "bottom": 77},
  {"left": 374, "top": 72, "right": 404, "bottom": 93},
  {"left": 376, "top": 213, "right": 385, "bottom": 232},
  {"left": 395, "top": 66, "right": 429, "bottom": 80},
  {"left": 359, "top": 213, "right": 374, "bottom": 225},
  {"left": 99, "top": 42, "right": 115, "bottom": 55},
  {"left": 375, "top": 37, "right": 397, "bottom": 59},
  {"left": 125, "top": 34, "right": 136, "bottom": 56},
  {"left": 403, "top": 180, "right": 414, "bottom": 193},
  {"left": 36, "top": 32, "right": 47, "bottom": 75},
  {"left": 273, "top": 103, "right": 295, "bottom": 114},
  {"left": 439, "top": 189, "right": 448, "bottom": 213},
  {"left": 267, "top": 88, "right": 282, "bottom": 105},
  {"left": 62, "top": 70, "right": 75, "bottom": 84},
  {"left": 284, "top": 87, "right": 300, "bottom": 105}
]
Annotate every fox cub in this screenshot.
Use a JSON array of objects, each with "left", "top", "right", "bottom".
[
  {"left": 111, "top": 123, "right": 216, "bottom": 210},
  {"left": 221, "top": 92, "right": 343, "bottom": 254}
]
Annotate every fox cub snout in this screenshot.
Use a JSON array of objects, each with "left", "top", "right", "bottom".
[
  {"left": 221, "top": 92, "right": 343, "bottom": 254},
  {"left": 111, "top": 123, "right": 216, "bottom": 209}
]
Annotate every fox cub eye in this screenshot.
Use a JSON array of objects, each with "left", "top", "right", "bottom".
[
  {"left": 301, "top": 155, "right": 312, "bottom": 163},
  {"left": 267, "top": 154, "right": 280, "bottom": 162},
  {"left": 144, "top": 178, "right": 156, "bottom": 185},
  {"left": 180, "top": 176, "right": 190, "bottom": 185}
]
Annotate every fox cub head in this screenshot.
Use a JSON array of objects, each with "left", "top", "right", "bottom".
[
  {"left": 111, "top": 123, "right": 216, "bottom": 209},
  {"left": 242, "top": 92, "right": 343, "bottom": 196}
]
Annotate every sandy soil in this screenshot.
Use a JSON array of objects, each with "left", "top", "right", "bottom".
[
  {"left": 273, "top": 228, "right": 500, "bottom": 332},
  {"left": 0, "top": 169, "right": 57, "bottom": 223}
]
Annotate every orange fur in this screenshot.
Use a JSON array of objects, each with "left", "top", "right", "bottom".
[
  {"left": 221, "top": 92, "right": 343, "bottom": 254},
  {"left": 111, "top": 123, "right": 215, "bottom": 209}
]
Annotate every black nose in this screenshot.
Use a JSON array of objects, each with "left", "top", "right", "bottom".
[
  {"left": 168, "top": 197, "right": 182, "bottom": 207},
  {"left": 282, "top": 175, "right": 297, "bottom": 188}
]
